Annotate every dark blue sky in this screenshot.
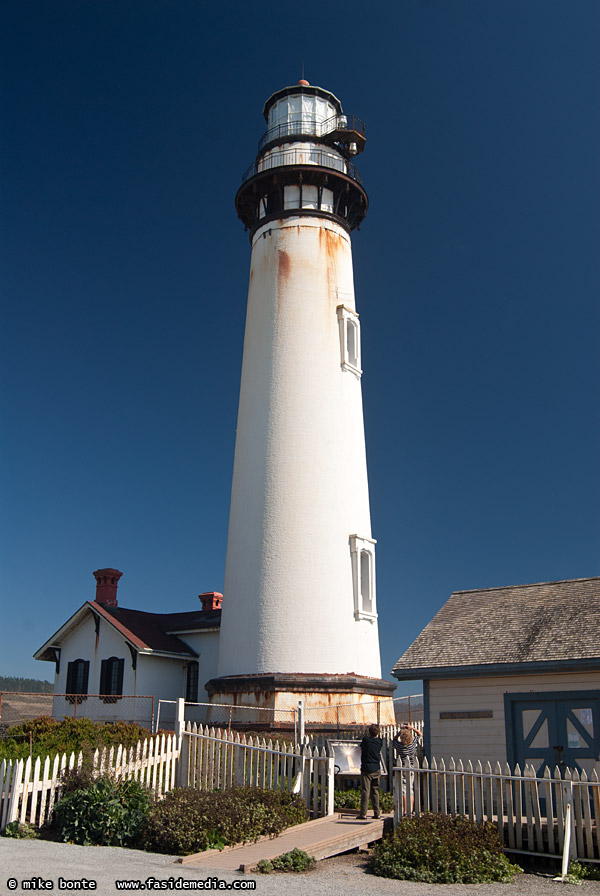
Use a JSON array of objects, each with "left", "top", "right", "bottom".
[{"left": 2, "top": 0, "right": 598, "bottom": 693}]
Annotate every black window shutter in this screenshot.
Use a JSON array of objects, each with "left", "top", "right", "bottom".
[
  {"left": 81, "top": 660, "right": 89, "bottom": 695},
  {"left": 100, "top": 659, "right": 108, "bottom": 695},
  {"left": 116, "top": 658, "right": 124, "bottom": 696},
  {"left": 66, "top": 662, "right": 75, "bottom": 694}
]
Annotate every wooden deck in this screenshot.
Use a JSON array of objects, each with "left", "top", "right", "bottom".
[{"left": 179, "top": 811, "right": 392, "bottom": 872}]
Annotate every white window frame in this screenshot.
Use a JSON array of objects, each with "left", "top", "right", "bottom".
[
  {"left": 336, "top": 304, "right": 362, "bottom": 377},
  {"left": 350, "top": 534, "right": 377, "bottom": 620}
]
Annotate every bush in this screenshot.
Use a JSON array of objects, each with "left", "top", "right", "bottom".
[
  {"left": 53, "top": 776, "right": 152, "bottom": 847},
  {"left": 142, "top": 787, "right": 307, "bottom": 856},
  {"left": 59, "top": 762, "right": 97, "bottom": 794},
  {"left": 370, "top": 814, "right": 522, "bottom": 883},
  {"left": 256, "top": 849, "right": 316, "bottom": 873},
  {"left": 2, "top": 821, "right": 40, "bottom": 839},
  {"left": 567, "top": 862, "right": 600, "bottom": 882},
  {"left": 333, "top": 787, "right": 393, "bottom": 813},
  {"left": 0, "top": 717, "right": 154, "bottom": 762}
]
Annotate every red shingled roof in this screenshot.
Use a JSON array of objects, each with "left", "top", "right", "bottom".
[{"left": 91, "top": 602, "right": 221, "bottom": 657}]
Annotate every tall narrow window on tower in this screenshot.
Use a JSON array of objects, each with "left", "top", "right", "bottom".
[
  {"left": 337, "top": 305, "right": 362, "bottom": 375},
  {"left": 350, "top": 535, "right": 377, "bottom": 619}
]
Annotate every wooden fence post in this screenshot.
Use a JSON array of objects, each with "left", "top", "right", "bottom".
[
  {"left": 297, "top": 700, "right": 305, "bottom": 745},
  {"left": 178, "top": 722, "right": 190, "bottom": 787},
  {"left": 6, "top": 759, "right": 23, "bottom": 825},
  {"left": 301, "top": 744, "right": 312, "bottom": 809},
  {"left": 393, "top": 766, "right": 401, "bottom": 828},
  {"left": 326, "top": 746, "right": 335, "bottom": 816},
  {"left": 556, "top": 779, "right": 575, "bottom": 880},
  {"left": 174, "top": 698, "right": 185, "bottom": 742}
]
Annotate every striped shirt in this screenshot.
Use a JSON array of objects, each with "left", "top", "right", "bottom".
[{"left": 394, "top": 734, "right": 420, "bottom": 764}]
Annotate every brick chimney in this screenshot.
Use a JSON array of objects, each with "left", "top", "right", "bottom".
[
  {"left": 199, "top": 591, "right": 222, "bottom": 612},
  {"left": 93, "top": 568, "right": 123, "bottom": 607}
]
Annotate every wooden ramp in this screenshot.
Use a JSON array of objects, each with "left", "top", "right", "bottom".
[{"left": 179, "top": 812, "right": 392, "bottom": 872}]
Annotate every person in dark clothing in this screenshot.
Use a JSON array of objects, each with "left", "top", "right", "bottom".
[{"left": 359, "top": 723, "right": 383, "bottom": 819}]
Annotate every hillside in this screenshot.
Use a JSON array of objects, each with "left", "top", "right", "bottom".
[{"left": 0, "top": 676, "right": 53, "bottom": 693}]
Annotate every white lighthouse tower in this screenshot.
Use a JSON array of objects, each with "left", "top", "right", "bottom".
[{"left": 209, "top": 80, "right": 395, "bottom": 725}]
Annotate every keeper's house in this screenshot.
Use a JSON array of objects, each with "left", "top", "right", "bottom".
[
  {"left": 34, "top": 569, "right": 222, "bottom": 726},
  {"left": 392, "top": 577, "right": 600, "bottom": 776}
]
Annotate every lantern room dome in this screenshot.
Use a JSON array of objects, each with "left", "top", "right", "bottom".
[{"left": 262, "top": 83, "right": 343, "bottom": 125}]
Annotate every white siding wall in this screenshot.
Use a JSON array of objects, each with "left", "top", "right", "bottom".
[
  {"left": 429, "top": 671, "right": 600, "bottom": 766},
  {"left": 135, "top": 653, "right": 187, "bottom": 703},
  {"left": 56, "top": 611, "right": 137, "bottom": 697}
]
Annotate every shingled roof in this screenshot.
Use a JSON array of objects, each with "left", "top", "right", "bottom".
[
  {"left": 393, "top": 577, "right": 600, "bottom": 681},
  {"left": 35, "top": 602, "right": 221, "bottom": 662},
  {"left": 98, "top": 605, "right": 221, "bottom": 656}
]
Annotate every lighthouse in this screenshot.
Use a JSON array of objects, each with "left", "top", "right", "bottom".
[{"left": 209, "top": 81, "right": 395, "bottom": 725}]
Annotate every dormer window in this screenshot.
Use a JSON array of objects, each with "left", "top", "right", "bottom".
[{"left": 336, "top": 305, "right": 362, "bottom": 376}]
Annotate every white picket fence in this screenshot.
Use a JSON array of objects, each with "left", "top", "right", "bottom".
[
  {"left": 179, "top": 723, "right": 334, "bottom": 817},
  {"left": 6, "top": 719, "right": 598, "bottom": 868},
  {"left": 394, "top": 758, "right": 600, "bottom": 863},
  {"left": 0, "top": 733, "right": 179, "bottom": 832}
]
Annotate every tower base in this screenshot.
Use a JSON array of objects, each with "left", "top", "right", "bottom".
[{"left": 205, "top": 673, "right": 396, "bottom": 732}]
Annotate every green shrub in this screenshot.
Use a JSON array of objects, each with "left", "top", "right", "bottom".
[
  {"left": 333, "top": 787, "right": 393, "bottom": 813},
  {"left": 142, "top": 787, "right": 307, "bottom": 856},
  {"left": 59, "top": 761, "right": 97, "bottom": 794},
  {"left": 256, "top": 848, "right": 315, "bottom": 873},
  {"left": 567, "top": 862, "right": 600, "bottom": 882},
  {"left": 0, "top": 717, "right": 154, "bottom": 762},
  {"left": 370, "top": 813, "right": 522, "bottom": 883},
  {"left": 2, "top": 821, "right": 40, "bottom": 839},
  {"left": 53, "top": 776, "right": 151, "bottom": 847},
  {"left": 255, "top": 859, "right": 274, "bottom": 874}
]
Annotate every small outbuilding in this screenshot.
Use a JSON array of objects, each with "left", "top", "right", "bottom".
[{"left": 392, "top": 577, "right": 600, "bottom": 775}]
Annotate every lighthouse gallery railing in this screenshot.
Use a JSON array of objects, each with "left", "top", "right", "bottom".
[{"left": 241, "top": 147, "right": 362, "bottom": 184}]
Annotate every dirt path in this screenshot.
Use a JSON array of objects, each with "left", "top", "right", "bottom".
[{"left": 2, "top": 839, "right": 600, "bottom": 896}]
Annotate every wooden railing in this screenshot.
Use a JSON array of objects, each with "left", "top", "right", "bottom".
[
  {"left": 394, "top": 758, "right": 600, "bottom": 864},
  {"left": 179, "top": 722, "right": 334, "bottom": 817}
]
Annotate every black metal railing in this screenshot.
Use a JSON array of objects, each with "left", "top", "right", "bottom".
[
  {"left": 257, "top": 112, "right": 365, "bottom": 151},
  {"left": 241, "top": 147, "right": 362, "bottom": 184}
]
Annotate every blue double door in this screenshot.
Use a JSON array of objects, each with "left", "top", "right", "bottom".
[{"left": 507, "top": 690, "right": 600, "bottom": 777}]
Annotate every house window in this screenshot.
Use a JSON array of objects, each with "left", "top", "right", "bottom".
[
  {"left": 66, "top": 659, "right": 89, "bottom": 703},
  {"left": 350, "top": 535, "right": 377, "bottom": 620},
  {"left": 336, "top": 305, "right": 362, "bottom": 376},
  {"left": 186, "top": 661, "right": 199, "bottom": 703},
  {"left": 100, "top": 657, "right": 124, "bottom": 702}
]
